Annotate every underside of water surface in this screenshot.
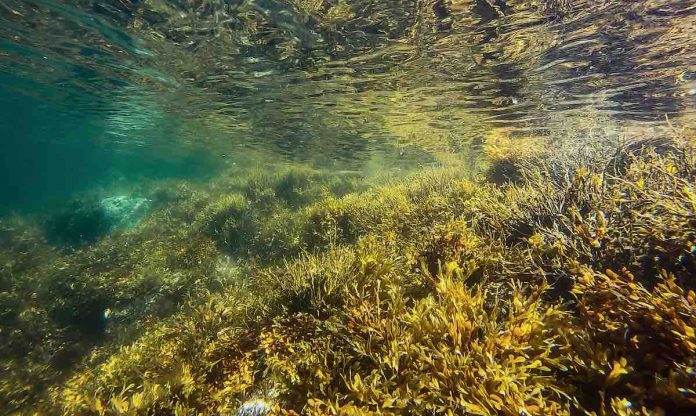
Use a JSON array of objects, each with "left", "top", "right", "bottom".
[{"left": 1, "top": 0, "right": 695, "bottom": 415}]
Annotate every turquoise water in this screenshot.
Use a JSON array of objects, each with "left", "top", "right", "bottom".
[
  {"left": 0, "top": 0, "right": 695, "bottom": 413},
  {"left": 1, "top": 0, "right": 694, "bottom": 216},
  {"left": 0, "top": 74, "right": 225, "bottom": 213}
]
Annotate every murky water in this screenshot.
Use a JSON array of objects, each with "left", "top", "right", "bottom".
[{"left": 0, "top": 0, "right": 695, "bottom": 413}]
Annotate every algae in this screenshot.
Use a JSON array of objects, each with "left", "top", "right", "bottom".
[{"left": 1, "top": 128, "right": 694, "bottom": 415}]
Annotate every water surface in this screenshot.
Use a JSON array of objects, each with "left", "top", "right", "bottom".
[{"left": 1, "top": 0, "right": 694, "bottom": 210}]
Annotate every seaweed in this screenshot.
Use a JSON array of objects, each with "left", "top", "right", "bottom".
[
  {"left": 44, "top": 200, "right": 112, "bottom": 248},
  {"left": 3, "top": 134, "right": 696, "bottom": 415}
]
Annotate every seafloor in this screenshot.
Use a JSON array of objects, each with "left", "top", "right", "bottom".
[{"left": 1, "top": 127, "right": 696, "bottom": 415}]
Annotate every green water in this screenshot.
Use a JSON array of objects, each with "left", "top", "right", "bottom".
[
  {"left": 0, "top": 0, "right": 695, "bottom": 414},
  {"left": 0, "top": 75, "right": 226, "bottom": 213},
  {"left": 1, "top": 0, "right": 693, "bottom": 216}
]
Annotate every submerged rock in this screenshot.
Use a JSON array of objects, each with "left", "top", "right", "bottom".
[{"left": 99, "top": 195, "right": 151, "bottom": 231}]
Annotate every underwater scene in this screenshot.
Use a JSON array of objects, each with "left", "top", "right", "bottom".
[{"left": 1, "top": 0, "right": 695, "bottom": 414}]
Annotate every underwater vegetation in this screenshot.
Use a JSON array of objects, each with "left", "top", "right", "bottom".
[
  {"left": 45, "top": 196, "right": 152, "bottom": 247},
  {"left": 0, "top": 166, "right": 364, "bottom": 412},
  {"left": 2, "top": 130, "right": 696, "bottom": 415}
]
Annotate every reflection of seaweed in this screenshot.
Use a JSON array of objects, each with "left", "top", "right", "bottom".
[{"left": 6, "top": 134, "right": 690, "bottom": 415}]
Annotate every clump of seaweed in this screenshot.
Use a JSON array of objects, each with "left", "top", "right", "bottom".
[
  {"left": 197, "top": 166, "right": 364, "bottom": 258},
  {"left": 43, "top": 199, "right": 113, "bottom": 247},
  {"left": 515, "top": 142, "right": 695, "bottom": 292},
  {"left": 482, "top": 129, "right": 554, "bottom": 184},
  {"left": 569, "top": 267, "right": 696, "bottom": 413}
]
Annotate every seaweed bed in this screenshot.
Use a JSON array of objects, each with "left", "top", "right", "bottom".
[{"left": 1, "top": 130, "right": 696, "bottom": 415}]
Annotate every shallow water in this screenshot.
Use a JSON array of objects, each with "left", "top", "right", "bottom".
[
  {"left": 1, "top": 0, "right": 694, "bottom": 210},
  {"left": 0, "top": 0, "right": 695, "bottom": 413}
]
